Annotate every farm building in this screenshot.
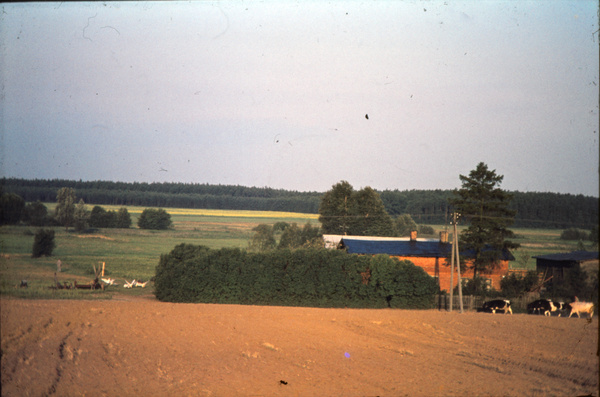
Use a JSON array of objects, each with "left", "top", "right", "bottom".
[
  {"left": 533, "top": 251, "right": 599, "bottom": 284},
  {"left": 324, "top": 232, "right": 515, "bottom": 292}
]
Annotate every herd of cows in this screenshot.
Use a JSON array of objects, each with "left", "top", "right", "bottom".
[{"left": 481, "top": 298, "right": 595, "bottom": 318}]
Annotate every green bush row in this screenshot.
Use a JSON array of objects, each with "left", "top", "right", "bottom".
[{"left": 154, "top": 245, "right": 439, "bottom": 309}]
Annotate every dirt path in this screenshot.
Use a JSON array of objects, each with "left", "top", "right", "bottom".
[{"left": 1, "top": 296, "right": 598, "bottom": 396}]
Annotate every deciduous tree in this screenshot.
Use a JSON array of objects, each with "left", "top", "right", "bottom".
[
  {"left": 137, "top": 208, "right": 172, "bottom": 230},
  {"left": 395, "top": 214, "right": 417, "bottom": 237},
  {"left": 116, "top": 208, "right": 132, "bottom": 228},
  {"left": 248, "top": 224, "right": 276, "bottom": 252},
  {"left": 22, "top": 201, "right": 50, "bottom": 226},
  {"left": 318, "top": 181, "right": 396, "bottom": 236},
  {"left": 55, "top": 187, "right": 76, "bottom": 231},
  {"left": 277, "top": 222, "right": 323, "bottom": 249},
  {"left": 0, "top": 192, "right": 25, "bottom": 225},
  {"left": 89, "top": 206, "right": 108, "bottom": 228},
  {"left": 73, "top": 199, "right": 90, "bottom": 233},
  {"left": 353, "top": 187, "right": 397, "bottom": 236},
  {"left": 318, "top": 181, "right": 357, "bottom": 235}
]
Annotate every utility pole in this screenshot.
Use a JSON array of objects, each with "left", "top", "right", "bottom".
[
  {"left": 449, "top": 215, "right": 455, "bottom": 312},
  {"left": 454, "top": 213, "right": 464, "bottom": 313},
  {"left": 449, "top": 212, "right": 464, "bottom": 313}
]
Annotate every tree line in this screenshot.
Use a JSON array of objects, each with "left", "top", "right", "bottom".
[
  {"left": 0, "top": 186, "right": 173, "bottom": 232},
  {"left": 2, "top": 177, "right": 598, "bottom": 229},
  {"left": 3, "top": 180, "right": 321, "bottom": 214}
]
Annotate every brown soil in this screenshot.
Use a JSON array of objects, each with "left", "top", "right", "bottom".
[{"left": 1, "top": 296, "right": 598, "bottom": 397}]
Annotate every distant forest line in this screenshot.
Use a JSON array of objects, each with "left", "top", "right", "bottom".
[{"left": 2, "top": 178, "right": 598, "bottom": 229}]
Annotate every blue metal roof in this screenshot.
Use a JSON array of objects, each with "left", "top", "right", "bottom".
[
  {"left": 340, "top": 238, "right": 451, "bottom": 257},
  {"left": 533, "top": 251, "right": 599, "bottom": 262},
  {"left": 339, "top": 238, "right": 515, "bottom": 260}
]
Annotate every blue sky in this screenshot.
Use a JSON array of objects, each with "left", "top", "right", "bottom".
[{"left": 1, "top": 1, "right": 598, "bottom": 196}]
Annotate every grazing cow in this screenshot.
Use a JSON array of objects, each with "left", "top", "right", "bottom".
[
  {"left": 482, "top": 299, "right": 513, "bottom": 315},
  {"left": 528, "top": 299, "right": 563, "bottom": 316},
  {"left": 568, "top": 302, "right": 595, "bottom": 318},
  {"left": 19, "top": 280, "right": 28, "bottom": 288},
  {"left": 553, "top": 302, "right": 567, "bottom": 317}
]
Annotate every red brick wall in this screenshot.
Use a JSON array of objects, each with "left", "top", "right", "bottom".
[{"left": 392, "top": 256, "right": 509, "bottom": 292}]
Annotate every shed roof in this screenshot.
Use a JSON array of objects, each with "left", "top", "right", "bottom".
[{"left": 533, "top": 251, "right": 599, "bottom": 262}]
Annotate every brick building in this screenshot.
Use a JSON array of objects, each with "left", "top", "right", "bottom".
[{"left": 325, "top": 233, "right": 515, "bottom": 292}]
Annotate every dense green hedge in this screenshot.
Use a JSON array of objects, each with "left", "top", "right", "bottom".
[{"left": 154, "top": 245, "right": 439, "bottom": 309}]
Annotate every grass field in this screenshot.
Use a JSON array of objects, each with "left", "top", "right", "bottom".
[{"left": 0, "top": 205, "right": 591, "bottom": 300}]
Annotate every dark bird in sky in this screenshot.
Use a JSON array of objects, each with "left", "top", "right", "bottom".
[{"left": 365, "top": 114, "right": 369, "bottom": 119}]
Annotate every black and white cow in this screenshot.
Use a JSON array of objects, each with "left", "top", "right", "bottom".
[
  {"left": 527, "top": 299, "right": 564, "bottom": 316},
  {"left": 482, "top": 299, "right": 512, "bottom": 314}
]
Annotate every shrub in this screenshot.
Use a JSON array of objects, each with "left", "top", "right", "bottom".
[
  {"left": 277, "top": 222, "right": 322, "bottom": 249},
  {"left": 560, "top": 228, "right": 589, "bottom": 241},
  {"left": 417, "top": 225, "right": 435, "bottom": 235},
  {"left": 89, "top": 206, "right": 117, "bottom": 228},
  {"left": 272, "top": 222, "right": 290, "bottom": 233},
  {"left": 248, "top": 224, "right": 275, "bottom": 252},
  {"left": 499, "top": 271, "right": 539, "bottom": 298},
  {"left": 456, "top": 276, "right": 498, "bottom": 298},
  {"left": 32, "top": 228, "right": 56, "bottom": 258},
  {"left": 89, "top": 206, "right": 130, "bottom": 228},
  {"left": 137, "top": 208, "right": 172, "bottom": 230}
]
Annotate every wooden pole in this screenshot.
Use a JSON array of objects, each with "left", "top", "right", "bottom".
[
  {"left": 449, "top": 213, "right": 455, "bottom": 312},
  {"left": 455, "top": 215, "right": 464, "bottom": 313}
]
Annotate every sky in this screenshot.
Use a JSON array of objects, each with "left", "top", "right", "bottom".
[{"left": 1, "top": 1, "right": 598, "bottom": 197}]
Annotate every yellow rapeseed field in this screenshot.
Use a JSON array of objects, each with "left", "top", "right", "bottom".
[
  {"left": 45, "top": 202, "right": 318, "bottom": 219},
  {"left": 155, "top": 208, "right": 318, "bottom": 219}
]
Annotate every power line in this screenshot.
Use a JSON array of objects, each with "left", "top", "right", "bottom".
[{"left": 317, "top": 213, "right": 597, "bottom": 227}]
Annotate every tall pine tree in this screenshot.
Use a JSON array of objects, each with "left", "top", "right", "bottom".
[{"left": 448, "top": 163, "right": 520, "bottom": 283}]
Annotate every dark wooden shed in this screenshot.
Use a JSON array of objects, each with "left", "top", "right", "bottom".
[{"left": 533, "top": 251, "right": 599, "bottom": 283}]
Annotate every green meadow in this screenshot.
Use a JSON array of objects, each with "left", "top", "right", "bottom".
[
  {"left": 0, "top": 206, "right": 319, "bottom": 299},
  {"left": 0, "top": 204, "right": 588, "bottom": 300}
]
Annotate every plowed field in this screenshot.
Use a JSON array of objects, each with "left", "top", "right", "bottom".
[{"left": 1, "top": 296, "right": 597, "bottom": 396}]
